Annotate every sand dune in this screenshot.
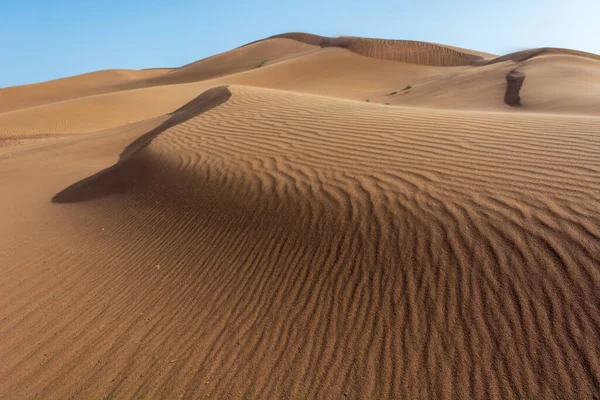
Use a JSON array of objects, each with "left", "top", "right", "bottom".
[
  {"left": 0, "top": 69, "right": 171, "bottom": 113},
  {"left": 3, "top": 32, "right": 600, "bottom": 142},
  {"left": 518, "top": 54, "right": 600, "bottom": 113},
  {"left": 144, "top": 38, "right": 319, "bottom": 86},
  {"left": 0, "top": 81, "right": 219, "bottom": 138},
  {"left": 0, "top": 38, "right": 314, "bottom": 115},
  {"left": 479, "top": 46, "right": 600, "bottom": 65},
  {"left": 1, "top": 33, "right": 600, "bottom": 399},
  {"left": 261, "top": 32, "right": 496, "bottom": 65},
  {"left": 5, "top": 49, "right": 599, "bottom": 141}
]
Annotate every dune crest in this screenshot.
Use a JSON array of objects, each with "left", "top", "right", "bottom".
[
  {"left": 260, "top": 32, "right": 494, "bottom": 66},
  {"left": 53, "top": 86, "right": 231, "bottom": 203}
]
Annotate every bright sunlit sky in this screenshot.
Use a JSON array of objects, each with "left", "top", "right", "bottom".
[{"left": 1, "top": 0, "right": 599, "bottom": 87}]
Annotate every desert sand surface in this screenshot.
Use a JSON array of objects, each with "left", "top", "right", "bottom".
[{"left": 1, "top": 34, "right": 599, "bottom": 399}]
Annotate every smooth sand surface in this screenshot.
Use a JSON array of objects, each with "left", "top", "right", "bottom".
[
  {"left": 1, "top": 34, "right": 599, "bottom": 399},
  {"left": 0, "top": 69, "right": 172, "bottom": 113}
]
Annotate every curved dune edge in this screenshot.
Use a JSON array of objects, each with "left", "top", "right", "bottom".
[
  {"left": 259, "top": 32, "right": 492, "bottom": 66},
  {"left": 52, "top": 86, "right": 231, "bottom": 203},
  {"left": 479, "top": 46, "right": 600, "bottom": 65},
  {"left": 2, "top": 85, "right": 597, "bottom": 398},
  {"left": 252, "top": 32, "right": 600, "bottom": 67},
  {"left": 146, "top": 38, "right": 318, "bottom": 86}
]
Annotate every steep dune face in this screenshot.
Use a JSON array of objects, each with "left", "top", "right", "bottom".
[{"left": 2, "top": 86, "right": 599, "bottom": 398}]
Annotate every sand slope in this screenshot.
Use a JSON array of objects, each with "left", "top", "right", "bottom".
[
  {"left": 1, "top": 34, "right": 600, "bottom": 399},
  {"left": 0, "top": 69, "right": 171, "bottom": 113},
  {"left": 145, "top": 38, "right": 319, "bottom": 86},
  {"left": 3, "top": 33, "right": 600, "bottom": 143},
  {"left": 260, "top": 32, "right": 496, "bottom": 65},
  {"left": 0, "top": 83, "right": 210, "bottom": 138},
  {"left": 5, "top": 50, "right": 600, "bottom": 142}
]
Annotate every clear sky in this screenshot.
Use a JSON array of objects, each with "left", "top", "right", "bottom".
[{"left": 1, "top": 0, "right": 599, "bottom": 88}]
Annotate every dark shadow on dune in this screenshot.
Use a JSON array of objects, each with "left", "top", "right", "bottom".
[{"left": 52, "top": 86, "right": 231, "bottom": 204}]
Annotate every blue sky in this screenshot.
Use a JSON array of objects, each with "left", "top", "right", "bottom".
[{"left": 1, "top": 0, "right": 599, "bottom": 87}]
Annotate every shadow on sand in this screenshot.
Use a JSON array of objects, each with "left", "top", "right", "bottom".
[{"left": 52, "top": 86, "right": 231, "bottom": 204}]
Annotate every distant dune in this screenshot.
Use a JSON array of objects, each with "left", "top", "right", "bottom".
[
  {"left": 254, "top": 32, "right": 496, "bottom": 65},
  {"left": 0, "top": 69, "right": 171, "bottom": 113},
  {"left": 1, "top": 33, "right": 599, "bottom": 399}
]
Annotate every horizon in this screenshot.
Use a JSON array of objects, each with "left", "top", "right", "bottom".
[{"left": 1, "top": 0, "right": 599, "bottom": 88}]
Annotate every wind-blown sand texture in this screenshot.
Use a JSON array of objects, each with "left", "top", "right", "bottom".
[{"left": 1, "top": 33, "right": 599, "bottom": 399}]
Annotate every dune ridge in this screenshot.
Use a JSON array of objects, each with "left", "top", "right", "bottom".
[
  {"left": 263, "top": 32, "right": 600, "bottom": 67},
  {"left": 260, "top": 32, "right": 494, "bottom": 66},
  {"left": 479, "top": 46, "right": 600, "bottom": 65},
  {"left": 1, "top": 85, "right": 599, "bottom": 398},
  {"left": 4, "top": 46, "right": 600, "bottom": 143}
]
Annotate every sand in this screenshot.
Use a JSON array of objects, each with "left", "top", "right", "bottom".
[{"left": 1, "top": 34, "right": 599, "bottom": 399}]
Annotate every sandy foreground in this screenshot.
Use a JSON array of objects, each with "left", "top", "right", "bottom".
[{"left": 1, "top": 34, "right": 599, "bottom": 399}]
